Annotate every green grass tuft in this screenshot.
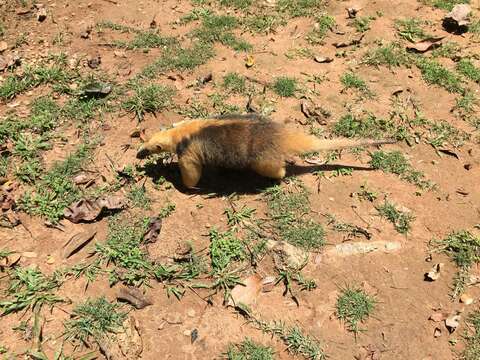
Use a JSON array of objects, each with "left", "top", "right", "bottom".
[
  {"left": 457, "top": 58, "right": 480, "bottom": 83},
  {"left": 463, "top": 309, "right": 480, "bottom": 360},
  {"left": 395, "top": 18, "right": 428, "bottom": 42},
  {"left": 415, "top": 57, "right": 463, "bottom": 93},
  {"left": 423, "top": 0, "right": 470, "bottom": 11},
  {"left": 352, "top": 16, "right": 374, "bottom": 33},
  {"left": 122, "top": 83, "right": 175, "bottom": 120},
  {"left": 333, "top": 113, "right": 408, "bottom": 140},
  {"left": 340, "top": 72, "right": 373, "bottom": 97},
  {"left": 376, "top": 200, "right": 415, "bottom": 234},
  {"left": 370, "top": 151, "right": 433, "bottom": 189},
  {"left": 226, "top": 338, "right": 274, "bottom": 360},
  {"left": 114, "top": 30, "right": 177, "bottom": 50},
  {"left": 273, "top": 77, "right": 297, "bottom": 97},
  {"left": 306, "top": 14, "right": 335, "bottom": 43},
  {"left": 209, "top": 228, "right": 245, "bottom": 271},
  {"left": 336, "top": 287, "right": 375, "bottom": 334},
  {"left": 363, "top": 42, "right": 411, "bottom": 68},
  {"left": 223, "top": 72, "right": 247, "bottom": 94},
  {"left": 64, "top": 297, "right": 127, "bottom": 345}
]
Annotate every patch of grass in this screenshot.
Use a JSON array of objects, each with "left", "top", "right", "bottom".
[
  {"left": 306, "top": 14, "right": 335, "bottom": 43},
  {"left": 114, "top": 30, "right": 177, "bottom": 50},
  {"left": 427, "top": 120, "right": 469, "bottom": 147},
  {"left": 223, "top": 72, "right": 246, "bottom": 94},
  {"left": 209, "top": 228, "right": 245, "bottom": 271},
  {"left": 415, "top": 57, "right": 464, "bottom": 93},
  {"left": 273, "top": 77, "right": 297, "bottom": 97},
  {"left": 463, "top": 309, "right": 480, "bottom": 360},
  {"left": 122, "top": 83, "right": 175, "bottom": 120},
  {"left": 244, "top": 14, "right": 285, "bottom": 34},
  {"left": 127, "top": 184, "right": 151, "bottom": 209},
  {"left": 0, "top": 64, "right": 73, "bottom": 100},
  {"left": 395, "top": 18, "right": 428, "bottom": 42},
  {"left": 470, "top": 19, "right": 480, "bottom": 34},
  {"left": 265, "top": 182, "right": 325, "bottom": 251},
  {"left": 96, "top": 20, "right": 138, "bottom": 33},
  {"left": 356, "top": 184, "right": 378, "bottom": 202},
  {"left": 333, "top": 113, "right": 408, "bottom": 140},
  {"left": 455, "top": 90, "right": 478, "bottom": 115},
  {"left": 277, "top": 0, "right": 325, "bottom": 18},
  {"left": 226, "top": 338, "right": 274, "bottom": 360},
  {"left": 220, "top": 0, "right": 252, "bottom": 9},
  {"left": 137, "top": 42, "right": 215, "bottom": 79},
  {"left": 64, "top": 297, "right": 127, "bottom": 346},
  {"left": 191, "top": 13, "right": 252, "bottom": 51},
  {"left": 434, "top": 230, "right": 480, "bottom": 298},
  {"left": 423, "top": 0, "right": 470, "bottom": 11},
  {"left": 336, "top": 287, "right": 375, "bottom": 334},
  {"left": 0, "top": 267, "right": 63, "bottom": 315},
  {"left": 0, "top": 155, "right": 8, "bottom": 177},
  {"left": 376, "top": 200, "right": 414, "bottom": 234},
  {"left": 369, "top": 150, "right": 433, "bottom": 189},
  {"left": 363, "top": 42, "right": 411, "bottom": 68},
  {"left": 19, "top": 144, "right": 91, "bottom": 223},
  {"left": 340, "top": 72, "right": 374, "bottom": 97},
  {"left": 352, "top": 16, "right": 374, "bottom": 32},
  {"left": 209, "top": 92, "right": 240, "bottom": 114},
  {"left": 179, "top": 8, "right": 212, "bottom": 24},
  {"left": 431, "top": 41, "right": 460, "bottom": 59},
  {"left": 457, "top": 58, "right": 480, "bottom": 83}
]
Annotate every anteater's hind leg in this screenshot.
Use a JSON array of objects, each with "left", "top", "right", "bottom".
[
  {"left": 250, "top": 160, "right": 286, "bottom": 180},
  {"left": 178, "top": 157, "right": 203, "bottom": 189}
]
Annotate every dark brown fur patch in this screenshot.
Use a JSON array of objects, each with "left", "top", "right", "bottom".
[{"left": 177, "top": 120, "right": 286, "bottom": 169}]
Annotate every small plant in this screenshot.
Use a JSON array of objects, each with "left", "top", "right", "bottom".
[
  {"left": 306, "top": 13, "right": 335, "bottom": 43},
  {"left": 353, "top": 16, "right": 374, "bottom": 33},
  {"left": 209, "top": 228, "right": 245, "bottom": 271},
  {"left": 277, "top": 0, "right": 325, "bottom": 18},
  {"left": 127, "top": 184, "right": 151, "bottom": 209},
  {"left": 273, "top": 77, "right": 297, "bottom": 97},
  {"left": 415, "top": 57, "right": 463, "bottom": 93},
  {"left": 64, "top": 297, "right": 127, "bottom": 345},
  {"left": 265, "top": 182, "right": 325, "bottom": 250},
  {"left": 336, "top": 287, "right": 375, "bottom": 334},
  {"left": 333, "top": 113, "right": 407, "bottom": 140},
  {"left": 363, "top": 42, "right": 411, "bottom": 68},
  {"left": 226, "top": 338, "right": 274, "bottom": 360},
  {"left": 220, "top": 0, "right": 252, "bottom": 9},
  {"left": 395, "top": 18, "right": 428, "bottom": 42},
  {"left": 283, "top": 326, "right": 325, "bottom": 359},
  {"left": 340, "top": 72, "right": 373, "bottom": 97},
  {"left": 423, "top": 0, "right": 470, "bottom": 11},
  {"left": 457, "top": 58, "right": 480, "bottom": 84},
  {"left": 431, "top": 41, "right": 460, "bottom": 59},
  {"left": 244, "top": 14, "right": 285, "bottom": 34},
  {"left": 0, "top": 267, "right": 63, "bottom": 315},
  {"left": 114, "top": 30, "right": 176, "bottom": 50},
  {"left": 433, "top": 230, "right": 480, "bottom": 297},
  {"left": 369, "top": 150, "right": 433, "bottom": 189},
  {"left": 122, "top": 83, "right": 175, "bottom": 120},
  {"left": 463, "top": 309, "right": 480, "bottom": 360},
  {"left": 376, "top": 200, "right": 415, "bottom": 234},
  {"left": 223, "top": 72, "right": 247, "bottom": 94},
  {"left": 356, "top": 184, "right": 378, "bottom": 202}
]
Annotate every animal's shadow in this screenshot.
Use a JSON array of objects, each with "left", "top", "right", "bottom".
[{"left": 139, "top": 161, "right": 375, "bottom": 196}]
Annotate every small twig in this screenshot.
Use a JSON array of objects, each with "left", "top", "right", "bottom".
[{"left": 100, "top": 0, "right": 118, "bottom": 4}]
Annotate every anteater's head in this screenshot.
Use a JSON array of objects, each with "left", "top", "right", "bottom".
[{"left": 136, "top": 130, "right": 175, "bottom": 159}]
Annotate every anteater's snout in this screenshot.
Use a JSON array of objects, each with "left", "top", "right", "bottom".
[{"left": 136, "top": 147, "right": 150, "bottom": 159}]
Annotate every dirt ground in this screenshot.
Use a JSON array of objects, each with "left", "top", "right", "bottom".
[{"left": 1, "top": 0, "right": 480, "bottom": 359}]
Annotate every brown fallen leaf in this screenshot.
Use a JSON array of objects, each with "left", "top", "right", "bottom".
[
  {"left": 227, "top": 274, "right": 262, "bottom": 307},
  {"left": 63, "top": 229, "right": 97, "bottom": 259},
  {"left": 143, "top": 217, "right": 162, "bottom": 244},
  {"left": 438, "top": 148, "right": 460, "bottom": 159},
  {"left": 425, "top": 263, "right": 443, "bottom": 281},
  {"left": 117, "top": 286, "right": 153, "bottom": 309},
  {"left": 261, "top": 276, "right": 276, "bottom": 293},
  {"left": 333, "top": 33, "right": 364, "bottom": 48},
  {"left": 433, "top": 327, "right": 442, "bottom": 338},
  {"left": 445, "top": 314, "right": 461, "bottom": 333},
  {"left": 64, "top": 196, "right": 126, "bottom": 223},
  {"left": 456, "top": 188, "right": 469, "bottom": 196},
  {"left": 36, "top": 7, "right": 47, "bottom": 22},
  {"left": 443, "top": 4, "right": 471, "bottom": 30},
  {"left": 346, "top": 6, "right": 361, "bottom": 19},
  {"left": 0, "top": 253, "right": 21, "bottom": 269},
  {"left": 406, "top": 37, "right": 445, "bottom": 53},
  {"left": 245, "top": 54, "right": 255, "bottom": 68},
  {"left": 0, "top": 212, "right": 20, "bottom": 228}
]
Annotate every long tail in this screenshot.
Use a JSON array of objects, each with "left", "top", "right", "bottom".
[{"left": 280, "top": 130, "right": 396, "bottom": 155}]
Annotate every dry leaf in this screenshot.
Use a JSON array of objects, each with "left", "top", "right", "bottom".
[
  {"left": 406, "top": 37, "right": 445, "bottom": 53},
  {"left": 425, "top": 263, "right": 443, "bottom": 281},
  {"left": 143, "top": 216, "right": 162, "bottom": 244},
  {"left": 63, "top": 229, "right": 97, "bottom": 258},
  {"left": 438, "top": 148, "right": 460, "bottom": 159},
  {"left": 460, "top": 293, "right": 474, "bottom": 305},
  {"left": 445, "top": 314, "right": 461, "bottom": 333},
  {"left": 117, "top": 286, "right": 153, "bottom": 309},
  {"left": 346, "top": 6, "right": 361, "bottom": 18},
  {"left": 118, "top": 316, "right": 143, "bottom": 357},
  {"left": 0, "top": 253, "right": 21, "bottom": 268},
  {"left": 444, "top": 4, "right": 471, "bottom": 28},
  {"left": 0, "top": 212, "right": 20, "bottom": 228},
  {"left": 261, "top": 276, "right": 276, "bottom": 293},
  {"left": 64, "top": 196, "right": 125, "bottom": 223},
  {"left": 245, "top": 54, "right": 255, "bottom": 68},
  {"left": 227, "top": 274, "right": 262, "bottom": 307},
  {"left": 434, "top": 327, "right": 442, "bottom": 338},
  {"left": 36, "top": 7, "right": 47, "bottom": 22}
]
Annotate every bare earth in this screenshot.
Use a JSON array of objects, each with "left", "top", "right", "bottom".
[{"left": 1, "top": 0, "right": 480, "bottom": 359}]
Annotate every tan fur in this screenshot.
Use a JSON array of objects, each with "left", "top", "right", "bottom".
[{"left": 137, "top": 117, "right": 394, "bottom": 188}]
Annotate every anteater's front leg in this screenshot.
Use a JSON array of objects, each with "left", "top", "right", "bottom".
[{"left": 178, "top": 157, "right": 203, "bottom": 189}]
